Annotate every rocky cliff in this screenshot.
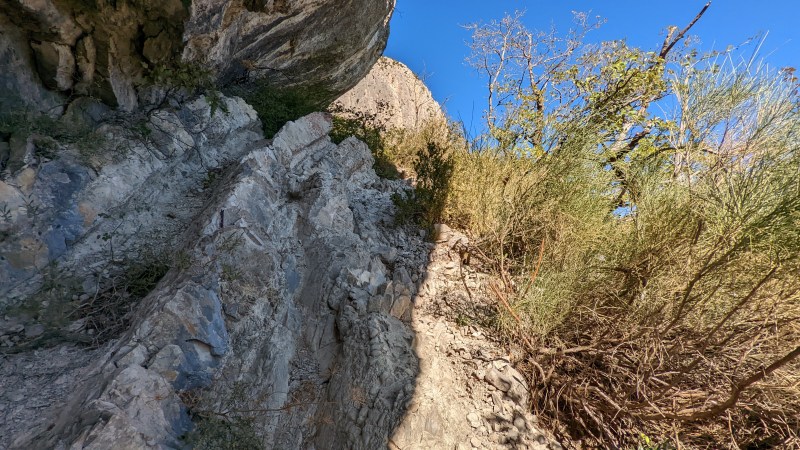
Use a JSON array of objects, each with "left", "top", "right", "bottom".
[
  {"left": 0, "top": 0, "right": 394, "bottom": 111},
  {"left": 333, "top": 56, "right": 445, "bottom": 130},
  {"left": 0, "top": 2, "right": 565, "bottom": 448},
  {"left": 0, "top": 98, "right": 559, "bottom": 450},
  {"left": 1, "top": 97, "right": 426, "bottom": 449}
]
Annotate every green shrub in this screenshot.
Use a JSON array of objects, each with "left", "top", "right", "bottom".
[
  {"left": 146, "top": 62, "right": 226, "bottom": 115},
  {"left": 392, "top": 141, "right": 453, "bottom": 234},
  {"left": 0, "top": 110, "right": 105, "bottom": 161},
  {"left": 229, "top": 81, "right": 331, "bottom": 138},
  {"left": 448, "top": 9, "right": 800, "bottom": 448},
  {"left": 329, "top": 106, "right": 400, "bottom": 179},
  {"left": 183, "top": 416, "right": 261, "bottom": 450}
]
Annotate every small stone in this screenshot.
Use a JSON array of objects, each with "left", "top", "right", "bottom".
[
  {"left": 470, "top": 437, "right": 481, "bottom": 448},
  {"left": 513, "top": 416, "right": 527, "bottom": 431},
  {"left": 24, "top": 323, "right": 45, "bottom": 339},
  {"left": 368, "top": 326, "right": 380, "bottom": 339},
  {"left": 7, "top": 391, "right": 25, "bottom": 402},
  {"left": 484, "top": 368, "right": 513, "bottom": 392},
  {"left": 505, "top": 427, "right": 520, "bottom": 442},
  {"left": 492, "top": 359, "right": 509, "bottom": 370},
  {"left": 466, "top": 411, "right": 481, "bottom": 428}
]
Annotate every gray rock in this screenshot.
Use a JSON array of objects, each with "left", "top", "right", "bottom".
[
  {"left": 485, "top": 368, "right": 514, "bottom": 392},
  {"left": 6, "top": 390, "right": 25, "bottom": 403},
  {"left": 23, "top": 324, "right": 45, "bottom": 339},
  {"left": 333, "top": 57, "right": 445, "bottom": 131},
  {"left": 1, "top": 0, "right": 394, "bottom": 111},
  {"left": 2, "top": 102, "right": 426, "bottom": 450}
]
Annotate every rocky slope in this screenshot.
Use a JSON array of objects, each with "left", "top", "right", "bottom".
[
  {"left": 1, "top": 97, "right": 427, "bottom": 449},
  {"left": 0, "top": 0, "right": 394, "bottom": 111},
  {"left": 332, "top": 56, "right": 445, "bottom": 130},
  {"left": 0, "top": 94, "right": 563, "bottom": 449},
  {"left": 0, "top": 3, "right": 566, "bottom": 446},
  {"left": 392, "top": 224, "right": 561, "bottom": 450}
]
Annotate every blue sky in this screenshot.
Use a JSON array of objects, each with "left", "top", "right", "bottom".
[{"left": 384, "top": 1, "right": 800, "bottom": 132}]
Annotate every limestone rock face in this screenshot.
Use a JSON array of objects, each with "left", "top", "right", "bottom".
[
  {"left": 333, "top": 56, "right": 446, "bottom": 130},
  {"left": 0, "top": 0, "right": 395, "bottom": 111},
  {"left": 0, "top": 97, "right": 427, "bottom": 449},
  {"left": 184, "top": 0, "right": 396, "bottom": 94}
]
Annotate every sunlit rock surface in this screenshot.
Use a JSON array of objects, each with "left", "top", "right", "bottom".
[{"left": 333, "top": 56, "right": 445, "bottom": 131}]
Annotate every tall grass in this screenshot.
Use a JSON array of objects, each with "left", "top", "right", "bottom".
[{"left": 425, "top": 55, "right": 800, "bottom": 448}]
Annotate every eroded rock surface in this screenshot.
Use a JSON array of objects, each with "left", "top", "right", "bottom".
[
  {"left": 0, "top": 95, "right": 565, "bottom": 449},
  {"left": 0, "top": 0, "right": 395, "bottom": 111},
  {"left": 1, "top": 98, "right": 430, "bottom": 449},
  {"left": 333, "top": 56, "right": 446, "bottom": 130}
]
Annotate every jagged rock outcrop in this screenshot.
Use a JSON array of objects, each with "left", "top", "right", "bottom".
[
  {"left": 333, "top": 56, "right": 446, "bottom": 130},
  {"left": 0, "top": 93, "right": 565, "bottom": 449},
  {"left": 1, "top": 98, "right": 428, "bottom": 448},
  {"left": 0, "top": 0, "right": 394, "bottom": 111}
]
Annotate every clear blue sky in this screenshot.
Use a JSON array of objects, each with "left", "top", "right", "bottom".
[{"left": 385, "top": 1, "right": 800, "bottom": 132}]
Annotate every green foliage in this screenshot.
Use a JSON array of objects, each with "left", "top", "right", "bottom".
[
  {"left": 635, "top": 434, "right": 675, "bottom": 450},
  {"left": 453, "top": 10, "right": 800, "bottom": 449},
  {"left": 147, "top": 62, "right": 227, "bottom": 115},
  {"left": 5, "top": 256, "right": 171, "bottom": 352},
  {"left": 147, "top": 62, "right": 213, "bottom": 92},
  {"left": 183, "top": 416, "right": 261, "bottom": 450},
  {"left": 392, "top": 141, "right": 454, "bottom": 235},
  {"left": 228, "top": 81, "right": 331, "bottom": 138},
  {"left": 329, "top": 106, "right": 401, "bottom": 179},
  {"left": 0, "top": 110, "right": 105, "bottom": 161},
  {"left": 179, "top": 379, "right": 269, "bottom": 449}
]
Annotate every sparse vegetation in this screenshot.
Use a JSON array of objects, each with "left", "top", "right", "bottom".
[
  {"left": 228, "top": 81, "right": 331, "bottom": 138},
  {"left": 392, "top": 141, "right": 453, "bottom": 234},
  {"left": 147, "top": 62, "right": 227, "bottom": 115},
  {"left": 435, "top": 6, "right": 800, "bottom": 448},
  {"left": 5, "top": 255, "right": 172, "bottom": 352},
  {"left": 0, "top": 109, "right": 105, "bottom": 163},
  {"left": 329, "top": 104, "right": 400, "bottom": 179},
  {"left": 368, "top": 5, "right": 800, "bottom": 449}
]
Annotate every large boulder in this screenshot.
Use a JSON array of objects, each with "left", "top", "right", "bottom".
[
  {"left": 0, "top": 0, "right": 395, "bottom": 111},
  {"left": 332, "top": 56, "right": 445, "bottom": 131}
]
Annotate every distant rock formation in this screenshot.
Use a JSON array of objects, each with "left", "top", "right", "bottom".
[
  {"left": 333, "top": 56, "right": 446, "bottom": 130},
  {"left": 0, "top": 0, "right": 395, "bottom": 111}
]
